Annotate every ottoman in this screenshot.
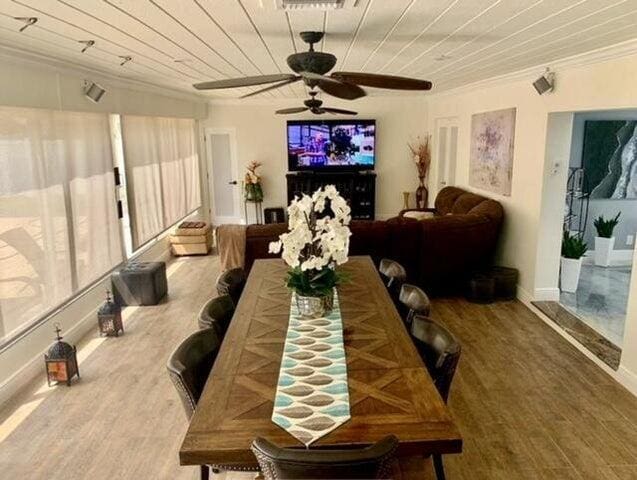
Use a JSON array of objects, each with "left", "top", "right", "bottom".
[
  {"left": 170, "top": 221, "right": 212, "bottom": 256},
  {"left": 111, "top": 262, "right": 168, "bottom": 306}
]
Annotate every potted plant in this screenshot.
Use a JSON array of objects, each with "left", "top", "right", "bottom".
[
  {"left": 244, "top": 160, "right": 264, "bottom": 202},
  {"left": 560, "top": 231, "right": 588, "bottom": 293},
  {"left": 269, "top": 185, "right": 352, "bottom": 318},
  {"left": 593, "top": 212, "right": 621, "bottom": 267}
]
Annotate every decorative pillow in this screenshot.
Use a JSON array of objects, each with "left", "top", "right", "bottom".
[{"left": 403, "top": 211, "right": 435, "bottom": 221}]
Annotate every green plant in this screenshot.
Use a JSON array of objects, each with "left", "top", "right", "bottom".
[
  {"left": 594, "top": 212, "right": 621, "bottom": 238},
  {"left": 286, "top": 267, "right": 347, "bottom": 297},
  {"left": 561, "top": 231, "right": 588, "bottom": 259}
]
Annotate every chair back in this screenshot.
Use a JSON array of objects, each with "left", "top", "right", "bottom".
[
  {"left": 216, "top": 268, "right": 246, "bottom": 306},
  {"left": 198, "top": 294, "right": 234, "bottom": 336},
  {"left": 410, "top": 315, "right": 461, "bottom": 403},
  {"left": 251, "top": 436, "right": 398, "bottom": 479},
  {"left": 167, "top": 328, "right": 221, "bottom": 419},
  {"left": 399, "top": 284, "right": 431, "bottom": 325},
  {"left": 378, "top": 258, "right": 407, "bottom": 305}
]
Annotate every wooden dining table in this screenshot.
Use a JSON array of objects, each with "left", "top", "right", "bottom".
[{"left": 179, "top": 256, "right": 462, "bottom": 469}]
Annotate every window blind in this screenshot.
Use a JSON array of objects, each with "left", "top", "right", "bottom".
[
  {"left": 0, "top": 107, "right": 122, "bottom": 343},
  {"left": 121, "top": 116, "right": 201, "bottom": 248}
]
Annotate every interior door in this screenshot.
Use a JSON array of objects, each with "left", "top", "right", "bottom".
[
  {"left": 435, "top": 117, "right": 459, "bottom": 194},
  {"left": 205, "top": 128, "right": 242, "bottom": 225}
]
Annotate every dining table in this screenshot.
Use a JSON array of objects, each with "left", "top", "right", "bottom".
[{"left": 179, "top": 256, "right": 462, "bottom": 469}]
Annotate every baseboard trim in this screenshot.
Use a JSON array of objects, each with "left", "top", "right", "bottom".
[
  {"left": 583, "top": 249, "right": 634, "bottom": 266},
  {"left": 517, "top": 287, "right": 636, "bottom": 398}
]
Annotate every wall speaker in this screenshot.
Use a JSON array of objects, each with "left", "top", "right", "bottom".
[
  {"left": 533, "top": 69, "right": 554, "bottom": 95},
  {"left": 84, "top": 81, "right": 106, "bottom": 103}
]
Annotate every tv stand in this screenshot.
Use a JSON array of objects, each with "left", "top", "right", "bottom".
[{"left": 286, "top": 171, "right": 376, "bottom": 220}]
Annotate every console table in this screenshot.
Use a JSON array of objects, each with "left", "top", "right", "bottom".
[{"left": 286, "top": 171, "right": 376, "bottom": 220}]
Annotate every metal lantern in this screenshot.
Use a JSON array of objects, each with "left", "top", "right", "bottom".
[
  {"left": 44, "top": 323, "right": 79, "bottom": 387},
  {"left": 97, "top": 290, "right": 123, "bottom": 337}
]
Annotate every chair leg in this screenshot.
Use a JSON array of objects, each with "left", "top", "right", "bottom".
[
  {"left": 200, "top": 465, "right": 209, "bottom": 480},
  {"left": 433, "top": 454, "right": 446, "bottom": 480}
]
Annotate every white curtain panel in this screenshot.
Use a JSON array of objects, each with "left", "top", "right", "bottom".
[
  {"left": 0, "top": 107, "right": 121, "bottom": 342},
  {"left": 121, "top": 116, "right": 200, "bottom": 248}
]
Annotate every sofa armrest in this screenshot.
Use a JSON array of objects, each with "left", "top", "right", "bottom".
[{"left": 399, "top": 208, "right": 437, "bottom": 217}]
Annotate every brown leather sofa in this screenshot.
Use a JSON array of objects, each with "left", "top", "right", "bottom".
[{"left": 243, "top": 187, "right": 504, "bottom": 294}]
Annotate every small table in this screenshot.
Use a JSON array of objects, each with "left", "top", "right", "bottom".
[{"left": 179, "top": 257, "right": 462, "bottom": 468}]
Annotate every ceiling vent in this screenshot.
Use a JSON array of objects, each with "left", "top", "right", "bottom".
[{"left": 262, "top": 0, "right": 358, "bottom": 10}]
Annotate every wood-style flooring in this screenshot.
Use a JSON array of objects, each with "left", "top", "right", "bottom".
[{"left": 1, "top": 255, "right": 636, "bottom": 480}]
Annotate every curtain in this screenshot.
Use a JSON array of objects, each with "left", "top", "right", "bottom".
[
  {"left": 0, "top": 107, "right": 122, "bottom": 342},
  {"left": 121, "top": 116, "right": 201, "bottom": 248}
]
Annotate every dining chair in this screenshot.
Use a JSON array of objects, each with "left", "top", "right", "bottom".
[
  {"left": 251, "top": 435, "right": 399, "bottom": 479},
  {"left": 410, "top": 315, "right": 461, "bottom": 480},
  {"left": 399, "top": 284, "right": 431, "bottom": 326},
  {"left": 198, "top": 294, "right": 234, "bottom": 337},
  {"left": 378, "top": 258, "right": 407, "bottom": 306},
  {"left": 216, "top": 267, "right": 246, "bottom": 306}
]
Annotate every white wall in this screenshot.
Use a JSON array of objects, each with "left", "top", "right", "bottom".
[
  {"left": 202, "top": 96, "right": 428, "bottom": 219},
  {"left": 426, "top": 51, "right": 637, "bottom": 388},
  {"left": 0, "top": 52, "right": 209, "bottom": 401}
]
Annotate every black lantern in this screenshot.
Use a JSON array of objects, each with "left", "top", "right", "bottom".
[
  {"left": 97, "top": 290, "right": 123, "bottom": 337},
  {"left": 44, "top": 323, "right": 79, "bottom": 387}
]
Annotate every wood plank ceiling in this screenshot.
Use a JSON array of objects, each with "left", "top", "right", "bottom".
[{"left": 0, "top": 0, "right": 636, "bottom": 99}]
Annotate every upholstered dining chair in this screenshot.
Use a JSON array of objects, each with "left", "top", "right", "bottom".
[
  {"left": 399, "top": 284, "right": 431, "bottom": 326},
  {"left": 251, "top": 435, "right": 399, "bottom": 479},
  {"left": 216, "top": 267, "right": 246, "bottom": 306},
  {"left": 198, "top": 294, "right": 234, "bottom": 337},
  {"left": 378, "top": 258, "right": 407, "bottom": 306},
  {"left": 410, "top": 315, "right": 461, "bottom": 480}
]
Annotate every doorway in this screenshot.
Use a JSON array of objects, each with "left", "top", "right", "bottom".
[
  {"left": 205, "top": 128, "right": 242, "bottom": 225},
  {"left": 434, "top": 117, "right": 459, "bottom": 196}
]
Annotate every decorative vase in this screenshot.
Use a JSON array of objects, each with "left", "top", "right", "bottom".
[
  {"left": 295, "top": 290, "right": 334, "bottom": 319},
  {"left": 402, "top": 192, "right": 410, "bottom": 210},
  {"left": 560, "top": 257, "right": 583, "bottom": 293},
  {"left": 594, "top": 236, "right": 614, "bottom": 267},
  {"left": 415, "top": 177, "right": 428, "bottom": 209},
  {"left": 245, "top": 183, "right": 264, "bottom": 202}
]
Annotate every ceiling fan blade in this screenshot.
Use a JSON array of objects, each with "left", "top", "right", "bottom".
[
  {"left": 240, "top": 77, "right": 302, "bottom": 98},
  {"left": 331, "top": 72, "right": 432, "bottom": 91},
  {"left": 322, "top": 107, "right": 358, "bottom": 115},
  {"left": 317, "top": 80, "right": 366, "bottom": 100},
  {"left": 193, "top": 74, "right": 297, "bottom": 90},
  {"left": 276, "top": 107, "right": 309, "bottom": 115}
]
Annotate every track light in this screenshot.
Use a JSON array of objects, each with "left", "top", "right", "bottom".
[
  {"left": 14, "top": 17, "right": 37, "bottom": 32},
  {"left": 79, "top": 40, "right": 95, "bottom": 53},
  {"left": 118, "top": 55, "right": 132, "bottom": 66}
]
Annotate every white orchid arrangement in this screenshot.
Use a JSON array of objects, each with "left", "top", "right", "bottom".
[{"left": 269, "top": 185, "right": 352, "bottom": 297}]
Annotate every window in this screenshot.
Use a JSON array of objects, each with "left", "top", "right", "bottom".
[
  {"left": 121, "top": 116, "right": 201, "bottom": 248},
  {"left": 0, "top": 107, "right": 123, "bottom": 343}
]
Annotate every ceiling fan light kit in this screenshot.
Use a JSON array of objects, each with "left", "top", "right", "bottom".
[{"left": 193, "top": 31, "right": 431, "bottom": 114}]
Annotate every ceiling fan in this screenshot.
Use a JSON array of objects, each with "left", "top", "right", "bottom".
[
  {"left": 193, "top": 31, "right": 432, "bottom": 100},
  {"left": 276, "top": 91, "right": 357, "bottom": 115}
]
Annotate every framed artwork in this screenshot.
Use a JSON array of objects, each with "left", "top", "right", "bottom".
[
  {"left": 469, "top": 107, "right": 516, "bottom": 196},
  {"left": 582, "top": 120, "right": 637, "bottom": 199}
]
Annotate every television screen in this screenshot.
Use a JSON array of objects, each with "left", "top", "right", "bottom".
[{"left": 287, "top": 120, "right": 376, "bottom": 171}]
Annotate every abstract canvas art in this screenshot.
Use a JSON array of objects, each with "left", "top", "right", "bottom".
[
  {"left": 469, "top": 107, "right": 516, "bottom": 196},
  {"left": 582, "top": 120, "right": 637, "bottom": 199}
]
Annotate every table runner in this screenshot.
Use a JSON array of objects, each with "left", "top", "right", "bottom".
[{"left": 272, "top": 291, "right": 350, "bottom": 446}]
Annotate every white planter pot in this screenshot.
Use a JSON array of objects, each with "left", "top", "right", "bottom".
[
  {"left": 560, "top": 257, "right": 583, "bottom": 293},
  {"left": 594, "top": 236, "right": 615, "bottom": 267}
]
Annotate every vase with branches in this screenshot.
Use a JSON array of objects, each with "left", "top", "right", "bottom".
[
  {"left": 408, "top": 135, "right": 431, "bottom": 209},
  {"left": 244, "top": 160, "right": 264, "bottom": 202}
]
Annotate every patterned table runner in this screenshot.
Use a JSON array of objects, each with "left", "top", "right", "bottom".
[{"left": 272, "top": 291, "right": 350, "bottom": 446}]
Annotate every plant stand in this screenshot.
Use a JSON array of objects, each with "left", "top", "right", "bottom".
[{"left": 244, "top": 200, "right": 263, "bottom": 225}]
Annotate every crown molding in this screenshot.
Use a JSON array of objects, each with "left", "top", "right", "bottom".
[
  {"left": 0, "top": 42, "right": 207, "bottom": 104},
  {"left": 429, "top": 36, "right": 637, "bottom": 99}
]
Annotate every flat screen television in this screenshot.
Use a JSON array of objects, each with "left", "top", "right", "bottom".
[{"left": 287, "top": 119, "right": 376, "bottom": 171}]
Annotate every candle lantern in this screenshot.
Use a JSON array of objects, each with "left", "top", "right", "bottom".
[
  {"left": 44, "top": 323, "right": 79, "bottom": 387},
  {"left": 97, "top": 290, "right": 123, "bottom": 337}
]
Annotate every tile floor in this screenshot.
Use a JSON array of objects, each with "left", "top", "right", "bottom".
[{"left": 560, "top": 264, "right": 631, "bottom": 347}]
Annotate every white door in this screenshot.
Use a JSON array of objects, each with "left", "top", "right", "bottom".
[
  {"left": 205, "top": 128, "right": 242, "bottom": 225},
  {"left": 435, "top": 117, "right": 459, "bottom": 193}
]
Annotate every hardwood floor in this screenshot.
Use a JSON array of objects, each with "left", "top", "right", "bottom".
[{"left": 1, "top": 255, "right": 636, "bottom": 480}]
